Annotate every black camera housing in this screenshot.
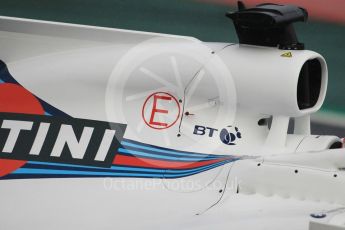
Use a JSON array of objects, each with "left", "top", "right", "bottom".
[{"left": 227, "top": 2, "right": 308, "bottom": 50}]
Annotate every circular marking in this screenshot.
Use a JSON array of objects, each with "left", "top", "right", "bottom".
[{"left": 142, "top": 92, "right": 180, "bottom": 130}]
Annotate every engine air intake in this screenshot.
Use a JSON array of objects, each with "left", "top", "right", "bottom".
[{"left": 297, "top": 59, "right": 322, "bottom": 110}]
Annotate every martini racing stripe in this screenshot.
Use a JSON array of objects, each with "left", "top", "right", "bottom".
[
  {"left": 0, "top": 142, "right": 240, "bottom": 179},
  {"left": 121, "top": 139, "right": 229, "bottom": 159},
  {"left": 4, "top": 160, "right": 234, "bottom": 179},
  {"left": 18, "top": 160, "right": 232, "bottom": 174},
  {"left": 117, "top": 148, "right": 228, "bottom": 162}
]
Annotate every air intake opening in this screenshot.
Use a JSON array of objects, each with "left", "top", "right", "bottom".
[
  {"left": 297, "top": 59, "right": 322, "bottom": 110},
  {"left": 329, "top": 141, "right": 343, "bottom": 149}
]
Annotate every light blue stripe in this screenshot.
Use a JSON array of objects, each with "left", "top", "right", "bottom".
[
  {"left": 44, "top": 112, "right": 52, "bottom": 116},
  {"left": 118, "top": 148, "right": 225, "bottom": 162},
  {"left": 121, "top": 141, "right": 225, "bottom": 158},
  {"left": 0, "top": 79, "right": 4, "bottom": 84}
]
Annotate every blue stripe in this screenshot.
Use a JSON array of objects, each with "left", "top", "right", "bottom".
[
  {"left": 122, "top": 140, "right": 227, "bottom": 158},
  {"left": 118, "top": 148, "right": 227, "bottom": 162},
  {"left": 0, "top": 79, "right": 4, "bottom": 84}
]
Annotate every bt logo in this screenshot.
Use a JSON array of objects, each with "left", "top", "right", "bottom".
[
  {"left": 193, "top": 125, "right": 242, "bottom": 145},
  {"left": 219, "top": 126, "right": 242, "bottom": 145}
]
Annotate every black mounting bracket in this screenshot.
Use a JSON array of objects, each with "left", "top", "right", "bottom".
[{"left": 226, "top": 1, "right": 308, "bottom": 50}]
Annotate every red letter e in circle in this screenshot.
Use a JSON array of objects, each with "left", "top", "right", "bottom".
[{"left": 142, "top": 92, "right": 180, "bottom": 130}]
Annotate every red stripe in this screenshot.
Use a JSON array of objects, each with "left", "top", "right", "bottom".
[
  {"left": 200, "top": 0, "right": 345, "bottom": 25},
  {"left": 113, "top": 154, "right": 229, "bottom": 170}
]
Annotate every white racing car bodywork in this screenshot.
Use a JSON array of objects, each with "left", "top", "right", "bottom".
[{"left": 0, "top": 8, "right": 344, "bottom": 230}]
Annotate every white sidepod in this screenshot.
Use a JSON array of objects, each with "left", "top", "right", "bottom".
[
  {"left": 0, "top": 15, "right": 336, "bottom": 155},
  {"left": 218, "top": 44, "right": 328, "bottom": 117}
]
